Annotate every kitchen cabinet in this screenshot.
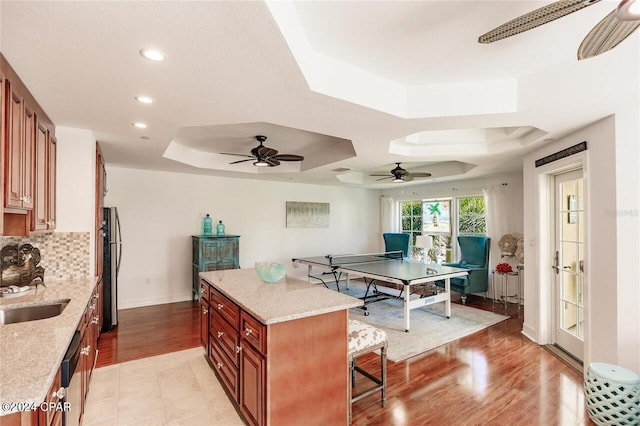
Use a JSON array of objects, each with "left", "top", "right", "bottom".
[
  {"left": 31, "top": 122, "right": 56, "bottom": 232},
  {"left": 32, "top": 122, "right": 47, "bottom": 231},
  {"left": 200, "top": 272, "right": 353, "bottom": 426},
  {"left": 38, "top": 368, "right": 63, "bottom": 426},
  {"left": 192, "top": 235, "right": 240, "bottom": 300},
  {"left": 5, "top": 86, "right": 34, "bottom": 210},
  {"left": 0, "top": 71, "right": 4, "bottom": 234},
  {"left": 200, "top": 281, "right": 210, "bottom": 349},
  {"left": 47, "top": 136, "right": 56, "bottom": 230},
  {"left": 1, "top": 55, "right": 56, "bottom": 236}
]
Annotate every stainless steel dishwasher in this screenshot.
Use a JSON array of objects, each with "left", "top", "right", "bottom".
[{"left": 61, "top": 331, "right": 82, "bottom": 426}]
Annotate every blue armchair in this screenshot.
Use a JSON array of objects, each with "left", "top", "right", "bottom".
[
  {"left": 383, "top": 233, "right": 410, "bottom": 259},
  {"left": 436, "top": 236, "right": 490, "bottom": 304}
]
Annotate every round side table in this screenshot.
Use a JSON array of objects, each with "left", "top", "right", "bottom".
[
  {"left": 491, "top": 270, "right": 520, "bottom": 313},
  {"left": 584, "top": 362, "right": 640, "bottom": 425}
]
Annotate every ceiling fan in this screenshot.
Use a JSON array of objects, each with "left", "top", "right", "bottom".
[
  {"left": 221, "top": 135, "right": 304, "bottom": 167},
  {"left": 478, "top": 0, "right": 640, "bottom": 60},
  {"left": 369, "top": 163, "right": 432, "bottom": 183}
]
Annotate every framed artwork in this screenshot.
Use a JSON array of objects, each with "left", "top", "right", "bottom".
[
  {"left": 423, "top": 200, "right": 451, "bottom": 234},
  {"left": 286, "top": 202, "right": 330, "bottom": 228}
]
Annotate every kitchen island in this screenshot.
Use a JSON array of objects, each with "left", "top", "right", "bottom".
[{"left": 199, "top": 268, "right": 363, "bottom": 426}]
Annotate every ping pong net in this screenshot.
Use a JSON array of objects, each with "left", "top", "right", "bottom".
[{"left": 325, "top": 251, "right": 404, "bottom": 266}]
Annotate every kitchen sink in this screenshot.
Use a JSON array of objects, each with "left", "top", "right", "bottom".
[{"left": 0, "top": 299, "right": 70, "bottom": 325}]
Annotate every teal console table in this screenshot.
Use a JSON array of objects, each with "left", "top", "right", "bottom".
[{"left": 192, "top": 235, "right": 240, "bottom": 300}]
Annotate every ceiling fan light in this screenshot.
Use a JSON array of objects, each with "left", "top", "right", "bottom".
[
  {"left": 616, "top": 0, "right": 640, "bottom": 20},
  {"left": 253, "top": 160, "right": 270, "bottom": 167},
  {"left": 392, "top": 177, "right": 404, "bottom": 183}
]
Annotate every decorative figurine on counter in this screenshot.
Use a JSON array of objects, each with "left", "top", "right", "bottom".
[
  {"left": 203, "top": 213, "right": 213, "bottom": 235},
  {"left": 0, "top": 243, "right": 45, "bottom": 288},
  {"left": 216, "top": 220, "right": 226, "bottom": 236}
]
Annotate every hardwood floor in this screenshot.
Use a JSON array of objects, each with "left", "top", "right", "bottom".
[
  {"left": 96, "top": 300, "right": 200, "bottom": 368},
  {"left": 96, "top": 296, "right": 595, "bottom": 425}
]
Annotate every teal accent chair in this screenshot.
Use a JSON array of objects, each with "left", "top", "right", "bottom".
[
  {"left": 383, "top": 233, "right": 410, "bottom": 259},
  {"left": 436, "top": 236, "right": 491, "bottom": 304}
]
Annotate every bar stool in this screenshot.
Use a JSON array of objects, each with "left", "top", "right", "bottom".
[{"left": 348, "top": 319, "right": 387, "bottom": 422}]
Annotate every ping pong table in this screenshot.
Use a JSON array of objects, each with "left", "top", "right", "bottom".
[{"left": 292, "top": 252, "right": 469, "bottom": 332}]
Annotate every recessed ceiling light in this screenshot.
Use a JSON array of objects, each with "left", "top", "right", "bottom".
[
  {"left": 139, "top": 48, "right": 165, "bottom": 61},
  {"left": 133, "top": 122, "right": 147, "bottom": 129},
  {"left": 135, "top": 96, "right": 154, "bottom": 104},
  {"left": 140, "top": 136, "right": 150, "bottom": 140}
]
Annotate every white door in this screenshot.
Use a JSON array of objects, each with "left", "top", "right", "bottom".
[{"left": 553, "top": 169, "right": 585, "bottom": 361}]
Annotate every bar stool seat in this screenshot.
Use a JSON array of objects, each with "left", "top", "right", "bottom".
[{"left": 348, "top": 319, "right": 387, "bottom": 422}]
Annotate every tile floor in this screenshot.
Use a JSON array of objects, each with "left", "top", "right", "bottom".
[{"left": 83, "top": 348, "right": 244, "bottom": 426}]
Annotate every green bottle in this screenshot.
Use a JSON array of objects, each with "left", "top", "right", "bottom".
[
  {"left": 216, "top": 220, "right": 225, "bottom": 236},
  {"left": 203, "top": 214, "right": 213, "bottom": 235}
]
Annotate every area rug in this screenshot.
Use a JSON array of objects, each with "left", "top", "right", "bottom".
[{"left": 341, "top": 281, "right": 509, "bottom": 362}]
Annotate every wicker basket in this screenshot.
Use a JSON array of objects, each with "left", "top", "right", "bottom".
[{"left": 584, "top": 362, "right": 640, "bottom": 425}]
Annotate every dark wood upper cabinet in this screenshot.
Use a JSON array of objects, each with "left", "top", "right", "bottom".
[
  {"left": 1, "top": 55, "right": 57, "bottom": 235},
  {"left": 48, "top": 135, "right": 56, "bottom": 230},
  {"left": 32, "top": 121, "right": 48, "bottom": 231},
  {"left": 6, "top": 88, "right": 25, "bottom": 209}
]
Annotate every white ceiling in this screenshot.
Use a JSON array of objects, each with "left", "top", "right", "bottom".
[{"left": 1, "top": 0, "right": 636, "bottom": 188}]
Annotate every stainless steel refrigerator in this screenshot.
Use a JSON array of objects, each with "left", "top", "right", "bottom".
[{"left": 102, "top": 207, "right": 122, "bottom": 331}]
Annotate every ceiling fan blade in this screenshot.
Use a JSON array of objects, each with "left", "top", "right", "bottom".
[
  {"left": 221, "top": 152, "right": 254, "bottom": 158},
  {"left": 265, "top": 158, "right": 280, "bottom": 167},
  {"left": 229, "top": 158, "right": 254, "bottom": 165},
  {"left": 403, "top": 175, "right": 414, "bottom": 182},
  {"left": 479, "top": 0, "right": 602, "bottom": 44},
  {"left": 375, "top": 176, "right": 393, "bottom": 181},
  {"left": 369, "top": 173, "right": 393, "bottom": 177},
  {"left": 256, "top": 146, "right": 278, "bottom": 158},
  {"left": 578, "top": 9, "right": 640, "bottom": 59},
  {"left": 272, "top": 154, "right": 304, "bottom": 161},
  {"left": 408, "top": 172, "right": 432, "bottom": 178}
]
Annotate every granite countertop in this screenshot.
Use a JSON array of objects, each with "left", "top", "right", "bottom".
[
  {"left": 0, "top": 277, "right": 98, "bottom": 415},
  {"left": 199, "top": 268, "right": 363, "bottom": 325}
]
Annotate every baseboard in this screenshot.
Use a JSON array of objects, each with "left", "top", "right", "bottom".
[
  {"left": 119, "top": 293, "right": 192, "bottom": 310},
  {"left": 521, "top": 322, "right": 537, "bottom": 342},
  {"left": 544, "top": 344, "right": 584, "bottom": 374}
]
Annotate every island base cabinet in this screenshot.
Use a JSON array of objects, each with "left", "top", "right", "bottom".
[
  {"left": 201, "top": 276, "right": 350, "bottom": 426},
  {"left": 240, "top": 342, "right": 265, "bottom": 426},
  {"left": 266, "top": 312, "right": 348, "bottom": 426}
]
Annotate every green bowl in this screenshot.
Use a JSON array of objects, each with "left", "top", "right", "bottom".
[{"left": 255, "top": 262, "right": 286, "bottom": 283}]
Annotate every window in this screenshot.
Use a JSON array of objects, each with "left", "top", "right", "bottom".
[
  {"left": 457, "top": 196, "right": 487, "bottom": 235},
  {"left": 400, "top": 201, "right": 422, "bottom": 259},
  {"left": 399, "top": 195, "right": 487, "bottom": 261}
]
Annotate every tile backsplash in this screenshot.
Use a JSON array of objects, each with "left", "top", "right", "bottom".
[{"left": 0, "top": 232, "right": 90, "bottom": 282}]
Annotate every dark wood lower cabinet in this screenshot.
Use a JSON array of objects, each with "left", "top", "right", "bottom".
[
  {"left": 240, "top": 342, "right": 265, "bottom": 426},
  {"left": 201, "top": 278, "right": 348, "bottom": 426}
]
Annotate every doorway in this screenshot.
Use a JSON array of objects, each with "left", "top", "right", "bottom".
[{"left": 553, "top": 169, "right": 585, "bottom": 361}]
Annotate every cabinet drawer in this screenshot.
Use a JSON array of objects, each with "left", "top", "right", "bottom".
[
  {"left": 209, "top": 287, "right": 239, "bottom": 329},
  {"left": 240, "top": 311, "right": 266, "bottom": 355},
  {"left": 209, "top": 339, "right": 239, "bottom": 402},
  {"left": 199, "top": 280, "right": 210, "bottom": 301},
  {"left": 210, "top": 311, "right": 240, "bottom": 367},
  {"left": 41, "top": 368, "right": 62, "bottom": 426}
]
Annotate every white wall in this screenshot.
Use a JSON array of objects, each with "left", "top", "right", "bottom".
[
  {"left": 55, "top": 126, "right": 96, "bottom": 275},
  {"left": 522, "top": 114, "right": 640, "bottom": 374},
  {"left": 104, "top": 166, "right": 380, "bottom": 309}
]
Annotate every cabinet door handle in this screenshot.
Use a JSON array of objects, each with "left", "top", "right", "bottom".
[
  {"left": 91, "top": 316, "right": 99, "bottom": 324},
  {"left": 236, "top": 346, "right": 241, "bottom": 354},
  {"left": 217, "top": 304, "right": 223, "bottom": 310},
  {"left": 216, "top": 362, "right": 223, "bottom": 370},
  {"left": 244, "top": 328, "right": 253, "bottom": 336},
  {"left": 52, "top": 387, "right": 65, "bottom": 400},
  {"left": 217, "top": 331, "right": 223, "bottom": 338},
  {"left": 202, "top": 308, "right": 208, "bottom": 315}
]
